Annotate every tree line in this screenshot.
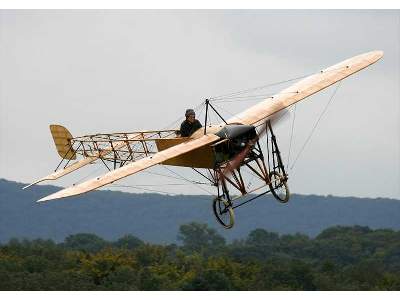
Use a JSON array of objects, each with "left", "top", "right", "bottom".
[{"left": 0, "top": 223, "right": 399, "bottom": 290}]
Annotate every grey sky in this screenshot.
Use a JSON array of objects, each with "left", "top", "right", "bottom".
[{"left": 0, "top": 10, "right": 399, "bottom": 199}]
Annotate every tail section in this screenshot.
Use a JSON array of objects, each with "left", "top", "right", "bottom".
[{"left": 50, "top": 124, "right": 76, "bottom": 160}]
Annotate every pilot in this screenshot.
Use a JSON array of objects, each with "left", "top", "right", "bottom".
[{"left": 179, "top": 108, "right": 202, "bottom": 137}]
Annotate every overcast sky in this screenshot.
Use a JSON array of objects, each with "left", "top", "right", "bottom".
[{"left": 0, "top": 10, "right": 399, "bottom": 199}]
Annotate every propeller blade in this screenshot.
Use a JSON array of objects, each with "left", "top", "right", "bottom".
[
  {"left": 221, "top": 109, "right": 290, "bottom": 180},
  {"left": 222, "top": 123, "right": 268, "bottom": 178}
]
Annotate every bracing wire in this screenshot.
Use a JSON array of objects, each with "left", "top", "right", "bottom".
[
  {"left": 209, "top": 91, "right": 299, "bottom": 104},
  {"left": 142, "top": 169, "right": 208, "bottom": 185},
  {"left": 73, "top": 164, "right": 104, "bottom": 186},
  {"left": 161, "top": 165, "right": 214, "bottom": 195},
  {"left": 211, "top": 103, "right": 247, "bottom": 124},
  {"left": 161, "top": 101, "right": 205, "bottom": 130},
  {"left": 209, "top": 73, "right": 314, "bottom": 100},
  {"left": 289, "top": 81, "right": 342, "bottom": 170},
  {"left": 109, "top": 184, "right": 179, "bottom": 196}
]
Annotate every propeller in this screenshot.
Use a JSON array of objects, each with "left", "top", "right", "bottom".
[{"left": 221, "top": 109, "right": 290, "bottom": 179}]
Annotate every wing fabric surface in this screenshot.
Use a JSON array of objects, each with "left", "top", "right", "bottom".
[
  {"left": 38, "top": 134, "right": 220, "bottom": 202},
  {"left": 227, "top": 51, "right": 383, "bottom": 126}
]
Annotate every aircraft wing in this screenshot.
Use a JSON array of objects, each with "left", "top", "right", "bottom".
[
  {"left": 23, "top": 156, "right": 99, "bottom": 189},
  {"left": 227, "top": 50, "right": 383, "bottom": 126},
  {"left": 37, "top": 133, "right": 220, "bottom": 202}
]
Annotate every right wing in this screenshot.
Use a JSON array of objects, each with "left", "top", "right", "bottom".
[
  {"left": 37, "top": 133, "right": 220, "bottom": 202},
  {"left": 227, "top": 50, "right": 383, "bottom": 126}
]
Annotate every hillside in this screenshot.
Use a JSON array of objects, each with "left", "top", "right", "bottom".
[{"left": 0, "top": 178, "right": 399, "bottom": 243}]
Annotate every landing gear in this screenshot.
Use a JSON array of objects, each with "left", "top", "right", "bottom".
[
  {"left": 213, "top": 197, "right": 235, "bottom": 229},
  {"left": 202, "top": 101, "right": 291, "bottom": 229},
  {"left": 269, "top": 171, "right": 290, "bottom": 203},
  {"left": 210, "top": 120, "right": 290, "bottom": 229}
]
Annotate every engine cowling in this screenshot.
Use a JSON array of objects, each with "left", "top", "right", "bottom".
[{"left": 214, "top": 124, "right": 257, "bottom": 164}]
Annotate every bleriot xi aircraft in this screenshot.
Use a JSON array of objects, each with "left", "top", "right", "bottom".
[{"left": 24, "top": 51, "right": 383, "bottom": 229}]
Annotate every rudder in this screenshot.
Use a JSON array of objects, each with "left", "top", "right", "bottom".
[{"left": 49, "top": 124, "right": 76, "bottom": 160}]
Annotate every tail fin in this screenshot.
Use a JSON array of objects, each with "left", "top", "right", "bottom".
[{"left": 49, "top": 124, "right": 76, "bottom": 160}]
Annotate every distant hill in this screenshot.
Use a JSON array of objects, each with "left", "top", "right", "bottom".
[{"left": 0, "top": 178, "right": 399, "bottom": 244}]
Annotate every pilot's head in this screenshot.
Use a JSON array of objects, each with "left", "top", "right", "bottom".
[{"left": 185, "top": 109, "right": 196, "bottom": 123}]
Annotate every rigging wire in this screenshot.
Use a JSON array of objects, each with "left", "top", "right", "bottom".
[
  {"left": 209, "top": 72, "right": 314, "bottom": 100},
  {"left": 211, "top": 103, "right": 247, "bottom": 124},
  {"left": 210, "top": 91, "right": 299, "bottom": 103},
  {"left": 114, "top": 183, "right": 205, "bottom": 187},
  {"left": 142, "top": 169, "right": 208, "bottom": 185},
  {"left": 289, "top": 81, "right": 342, "bottom": 170},
  {"left": 73, "top": 164, "right": 104, "bottom": 186},
  {"left": 161, "top": 101, "right": 205, "bottom": 130},
  {"left": 109, "top": 184, "right": 179, "bottom": 196},
  {"left": 161, "top": 165, "right": 214, "bottom": 195}
]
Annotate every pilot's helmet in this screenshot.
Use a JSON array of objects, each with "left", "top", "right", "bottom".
[{"left": 185, "top": 109, "right": 195, "bottom": 117}]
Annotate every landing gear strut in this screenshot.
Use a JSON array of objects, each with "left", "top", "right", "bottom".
[{"left": 211, "top": 120, "right": 290, "bottom": 229}]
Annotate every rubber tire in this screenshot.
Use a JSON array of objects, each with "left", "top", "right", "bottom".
[
  {"left": 213, "top": 197, "right": 235, "bottom": 229},
  {"left": 269, "top": 171, "right": 290, "bottom": 203}
]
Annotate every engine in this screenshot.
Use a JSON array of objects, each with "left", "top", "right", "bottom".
[{"left": 214, "top": 124, "right": 257, "bottom": 164}]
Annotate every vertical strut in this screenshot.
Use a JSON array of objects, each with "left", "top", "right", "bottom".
[
  {"left": 268, "top": 121, "right": 287, "bottom": 178},
  {"left": 204, "top": 99, "right": 209, "bottom": 134}
]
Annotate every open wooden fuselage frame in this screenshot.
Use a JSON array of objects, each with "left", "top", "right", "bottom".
[{"left": 25, "top": 51, "right": 384, "bottom": 229}]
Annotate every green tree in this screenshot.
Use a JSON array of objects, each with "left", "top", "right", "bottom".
[
  {"left": 113, "top": 234, "right": 144, "bottom": 250},
  {"left": 182, "top": 269, "right": 232, "bottom": 290},
  {"left": 246, "top": 229, "right": 279, "bottom": 246},
  {"left": 177, "top": 222, "right": 226, "bottom": 253},
  {"left": 63, "top": 233, "right": 109, "bottom": 253}
]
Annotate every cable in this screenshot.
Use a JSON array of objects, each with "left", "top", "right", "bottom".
[
  {"left": 290, "top": 81, "right": 342, "bottom": 170},
  {"left": 73, "top": 164, "right": 104, "bottom": 185},
  {"left": 211, "top": 103, "right": 247, "bottom": 124},
  {"left": 161, "top": 101, "right": 205, "bottom": 131},
  {"left": 109, "top": 184, "right": 179, "bottom": 196},
  {"left": 113, "top": 183, "right": 206, "bottom": 187},
  {"left": 161, "top": 165, "right": 214, "bottom": 195},
  {"left": 209, "top": 73, "right": 314, "bottom": 100},
  {"left": 210, "top": 91, "right": 298, "bottom": 103},
  {"left": 142, "top": 170, "right": 209, "bottom": 185}
]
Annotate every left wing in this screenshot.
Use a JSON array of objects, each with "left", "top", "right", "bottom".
[{"left": 37, "top": 133, "right": 220, "bottom": 202}]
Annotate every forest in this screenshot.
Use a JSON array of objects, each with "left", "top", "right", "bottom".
[{"left": 0, "top": 223, "right": 399, "bottom": 291}]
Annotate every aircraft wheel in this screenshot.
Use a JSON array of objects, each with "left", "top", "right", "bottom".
[
  {"left": 213, "top": 197, "right": 235, "bottom": 229},
  {"left": 269, "top": 171, "right": 290, "bottom": 203}
]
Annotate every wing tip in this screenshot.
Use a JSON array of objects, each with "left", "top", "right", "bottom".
[
  {"left": 36, "top": 184, "right": 86, "bottom": 203},
  {"left": 366, "top": 50, "right": 384, "bottom": 62},
  {"left": 373, "top": 50, "right": 384, "bottom": 59},
  {"left": 37, "top": 193, "right": 59, "bottom": 203},
  {"left": 23, "top": 178, "right": 47, "bottom": 190}
]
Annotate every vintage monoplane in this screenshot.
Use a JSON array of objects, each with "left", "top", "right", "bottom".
[{"left": 24, "top": 51, "right": 383, "bottom": 229}]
